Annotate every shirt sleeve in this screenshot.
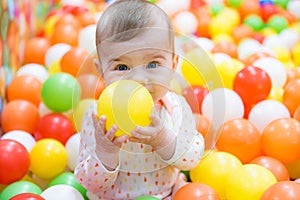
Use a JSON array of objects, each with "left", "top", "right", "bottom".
[
  {"left": 74, "top": 103, "right": 119, "bottom": 194},
  {"left": 159, "top": 94, "right": 204, "bottom": 171}
]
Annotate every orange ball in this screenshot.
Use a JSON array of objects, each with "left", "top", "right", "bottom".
[
  {"left": 250, "top": 156, "right": 290, "bottom": 181},
  {"left": 50, "top": 24, "right": 79, "bottom": 46},
  {"left": 76, "top": 11, "right": 96, "bottom": 27},
  {"left": 285, "top": 69, "right": 300, "bottom": 87},
  {"left": 60, "top": 47, "right": 90, "bottom": 77},
  {"left": 7, "top": 75, "right": 42, "bottom": 106},
  {"left": 55, "top": 13, "right": 81, "bottom": 30},
  {"left": 238, "top": 0, "right": 261, "bottom": 19},
  {"left": 211, "top": 41, "right": 238, "bottom": 58},
  {"left": 195, "top": 114, "right": 211, "bottom": 138},
  {"left": 283, "top": 79, "right": 300, "bottom": 116},
  {"left": 242, "top": 52, "right": 273, "bottom": 66},
  {"left": 77, "top": 74, "right": 105, "bottom": 99},
  {"left": 1, "top": 100, "right": 40, "bottom": 134},
  {"left": 232, "top": 24, "right": 254, "bottom": 43},
  {"left": 260, "top": 181, "right": 300, "bottom": 200},
  {"left": 173, "top": 182, "right": 220, "bottom": 200},
  {"left": 294, "top": 105, "right": 300, "bottom": 122},
  {"left": 192, "top": 7, "right": 211, "bottom": 38},
  {"left": 24, "top": 37, "right": 50, "bottom": 65},
  {"left": 262, "top": 118, "right": 300, "bottom": 164},
  {"left": 216, "top": 118, "right": 262, "bottom": 163}
]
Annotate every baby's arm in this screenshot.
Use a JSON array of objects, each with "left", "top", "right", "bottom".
[{"left": 74, "top": 105, "right": 123, "bottom": 194}]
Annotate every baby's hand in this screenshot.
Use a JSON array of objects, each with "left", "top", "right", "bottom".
[
  {"left": 129, "top": 108, "right": 175, "bottom": 151},
  {"left": 92, "top": 113, "right": 128, "bottom": 170}
]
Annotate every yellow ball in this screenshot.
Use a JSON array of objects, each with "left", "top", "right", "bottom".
[
  {"left": 226, "top": 164, "right": 277, "bottom": 200},
  {"left": 292, "top": 43, "right": 300, "bottom": 66},
  {"left": 44, "top": 15, "right": 59, "bottom": 38},
  {"left": 48, "top": 59, "right": 61, "bottom": 75},
  {"left": 272, "top": 46, "right": 291, "bottom": 63},
  {"left": 217, "top": 58, "right": 245, "bottom": 89},
  {"left": 30, "top": 139, "right": 68, "bottom": 180},
  {"left": 190, "top": 151, "right": 242, "bottom": 199},
  {"left": 98, "top": 80, "right": 154, "bottom": 137},
  {"left": 73, "top": 99, "right": 95, "bottom": 132},
  {"left": 267, "top": 86, "right": 284, "bottom": 102}
]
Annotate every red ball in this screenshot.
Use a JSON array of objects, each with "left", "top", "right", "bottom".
[
  {"left": 182, "top": 85, "right": 209, "bottom": 113},
  {"left": 10, "top": 193, "right": 45, "bottom": 200},
  {"left": 34, "top": 113, "right": 74, "bottom": 145},
  {"left": 0, "top": 139, "right": 30, "bottom": 184}
]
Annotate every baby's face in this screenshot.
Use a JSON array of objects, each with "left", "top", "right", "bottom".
[{"left": 97, "top": 26, "right": 176, "bottom": 102}]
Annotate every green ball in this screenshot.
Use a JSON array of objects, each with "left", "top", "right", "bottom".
[
  {"left": 243, "top": 15, "right": 265, "bottom": 32},
  {"left": 135, "top": 196, "right": 160, "bottom": 200},
  {"left": 0, "top": 181, "right": 42, "bottom": 199},
  {"left": 41, "top": 72, "right": 81, "bottom": 112},
  {"left": 210, "top": 3, "right": 225, "bottom": 16},
  {"left": 274, "top": 0, "right": 289, "bottom": 8},
  {"left": 48, "top": 172, "right": 88, "bottom": 200},
  {"left": 227, "top": 0, "right": 243, "bottom": 8},
  {"left": 267, "top": 15, "right": 288, "bottom": 33}
]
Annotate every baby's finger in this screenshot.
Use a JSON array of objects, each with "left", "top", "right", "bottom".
[
  {"left": 113, "top": 135, "right": 129, "bottom": 147},
  {"left": 106, "top": 124, "right": 118, "bottom": 141},
  {"left": 131, "top": 128, "right": 152, "bottom": 138},
  {"left": 92, "top": 114, "right": 104, "bottom": 135}
]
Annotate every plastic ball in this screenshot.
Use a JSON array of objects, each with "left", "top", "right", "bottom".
[
  {"left": 1, "top": 100, "right": 40, "bottom": 134},
  {"left": 253, "top": 57, "right": 287, "bottom": 87},
  {"left": 44, "top": 43, "right": 71, "bottom": 67},
  {"left": 41, "top": 73, "right": 81, "bottom": 112},
  {"left": 48, "top": 172, "right": 87, "bottom": 199},
  {"left": 77, "top": 74, "right": 105, "bottom": 99},
  {"left": 173, "top": 11, "right": 198, "bottom": 35},
  {"left": 195, "top": 114, "right": 211, "bottom": 138},
  {"left": 216, "top": 118, "right": 262, "bottom": 163},
  {"left": 190, "top": 151, "right": 242, "bottom": 199},
  {"left": 267, "top": 15, "right": 289, "bottom": 33},
  {"left": 212, "top": 52, "right": 231, "bottom": 66},
  {"left": 238, "top": 38, "right": 262, "bottom": 60},
  {"left": 98, "top": 80, "right": 154, "bottom": 136},
  {"left": 55, "top": 13, "right": 81, "bottom": 30},
  {"left": 173, "top": 182, "right": 220, "bottom": 200},
  {"left": 1, "top": 130, "right": 36, "bottom": 152},
  {"left": 243, "top": 14, "right": 265, "bottom": 31},
  {"left": 294, "top": 105, "right": 300, "bottom": 121},
  {"left": 287, "top": 0, "right": 300, "bottom": 19},
  {"left": 7, "top": 75, "right": 42, "bottom": 106},
  {"left": 73, "top": 99, "right": 95, "bottom": 132},
  {"left": 65, "top": 133, "right": 81, "bottom": 171},
  {"left": 41, "top": 185, "right": 84, "bottom": 200},
  {"left": 226, "top": 164, "right": 277, "bottom": 200},
  {"left": 209, "top": 17, "right": 234, "bottom": 38},
  {"left": 135, "top": 196, "right": 160, "bottom": 200},
  {"left": 16, "top": 63, "right": 49, "bottom": 83},
  {"left": 217, "top": 58, "right": 245, "bottom": 89},
  {"left": 211, "top": 41, "right": 238, "bottom": 58},
  {"left": 227, "top": 0, "right": 243, "bottom": 8},
  {"left": 201, "top": 88, "right": 244, "bottom": 131},
  {"left": 285, "top": 159, "right": 300, "bottom": 179},
  {"left": 242, "top": 51, "right": 273, "bottom": 66},
  {"left": 292, "top": 43, "right": 300, "bottom": 66},
  {"left": 34, "top": 113, "right": 74, "bottom": 145},
  {"left": 182, "top": 85, "right": 209, "bottom": 113},
  {"left": 78, "top": 25, "right": 96, "bottom": 52},
  {"left": 262, "top": 118, "right": 300, "bottom": 164},
  {"left": 250, "top": 156, "right": 290, "bottom": 181},
  {"left": 60, "top": 47, "right": 90, "bottom": 77},
  {"left": 10, "top": 193, "right": 45, "bottom": 200},
  {"left": 239, "top": 0, "right": 262, "bottom": 19},
  {"left": 76, "top": 11, "right": 96, "bottom": 27},
  {"left": 267, "top": 86, "right": 284, "bottom": 102},
  {"left": 0, "top": 139, "right": 30, "bottom": 184},
  {"left": 261, "top": 4, "right": 279, "bottom": 21},
  {"left": 24, "top": 37, "right": 50, "bottom": 65},
  {"left": 260, "top": 181, "right": 300, "bottom": 200},
  {"left": 30, "top": 139, "right": 68, "bottom": 179},
  {"left": 283, "top": 79, "right": 300, "bottom": 115},
  {"left": 50, "top": 23, "right": 79, "bottom": 46},
  {"left": 279, "top": 28, "right": 299, "bottom": 50},
  {"left": 248, "top": 100, "right": 290, "bottom": 133},
  {"left": 232, "top": 24, "right": 254, "bottom": 43},
  {"left": 272, "top": 46, "right": 291, "bottom": 63},
  {"left": 0, "top": 181, "right": 42, "bottom": 200}
]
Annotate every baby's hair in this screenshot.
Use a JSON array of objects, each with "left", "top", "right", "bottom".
[{"left": 95, "top": 0, "right": 174, "bottom": 49}]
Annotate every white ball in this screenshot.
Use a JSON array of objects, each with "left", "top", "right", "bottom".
[
  {"left": 41, "top": 185, "right": 84, "bottom": 200},
  {"left": 201, "top": 88, "right": 244, "bottom": 131},
  {"left": 78, "top": 25, "right": 96, "bottom": 52},
  {"left": 263, "top": 34, "right": 285, "bottom": 49},
  {"left": 213, "top": 52, "right": 231, "bottom": 65},
  {"left": 45, "top": 43, "right": 71, "bottom": 67},
  {"left": 195, "top": 37, "right": 214, "bottom": 52},
  {"left": 39, "top": 102, "right": 53, "bottom": 117},
  {"left": 16, "top": 63, "right": 49, "bottom": 82},
  {"left": 156, "top": 0, "right": 191, "bottom": 16},
  {"left": 1, "top": 130, "right": 36, "bottom": 152},
  {"left": 248, "top": 100, "right": 290, "bottom": 133},
  {"left": 287, "top": 0, "right": 300, "bottom": 19},
  {"left": 65, "top": 133, "right": 81, "bottom": 171},
  {"left": 173, "top": 11, "right": 198, "bottom": 35},
  {"left": 279, "top": 28, "right": 300, "bottom": 50},
  {"left": 61, "top": 0, "right": 84, "bottom": 6},
  {"left": 253, "top": 57, "right": 287, "bottom": 87},
  {"left": 238, "top": 39, "right": 262, "bottom": 60}
]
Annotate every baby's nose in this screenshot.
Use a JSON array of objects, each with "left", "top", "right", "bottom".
[{"left": 125, "top": 67, "right": 148, "bottom": 85}]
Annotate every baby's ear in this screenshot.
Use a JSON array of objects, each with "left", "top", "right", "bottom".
[
  {"left": 172, "top": 54, "right": 179, "bottom": 71},
  {"left": 94, "top": 58, "right": 103, "bottom": 76}
]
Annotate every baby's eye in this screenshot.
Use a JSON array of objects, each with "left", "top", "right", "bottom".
[
  {"left": 146, "top": 61, "right": 158, "bottom": 69},
  {"left": 116, "top": 64, "right": 129, "bottom": 71}
]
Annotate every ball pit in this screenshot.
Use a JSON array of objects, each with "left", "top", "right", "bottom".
[{"left": 1, "top": 0, "right": 300, "bottom": 199}]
